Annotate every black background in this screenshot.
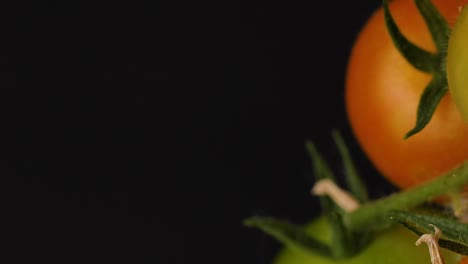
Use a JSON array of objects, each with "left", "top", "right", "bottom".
[{"left": 2, "top": 0, "right": 400, "bottom": 263}]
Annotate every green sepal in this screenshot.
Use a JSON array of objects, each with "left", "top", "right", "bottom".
[
  {"left": 243, "top": 217, "right": 332, "bottom": 257},
  {"left": 332, "top": 130, "right": 368, "bottom": 203},
  {"left": 414, "top": 0, "right": 450, "bottom": 54},
  {"left": 389, "top": 210, "right": 468, "bottom": 255},
  {"left": 327, "top": 209, "right": 374, "bottom": 258},
  {"left": 405, "top": 75, "right": 448, "bottom": 139},
  {"left": 329, "top": 210, "right": 353, "bottom": 257},
  {"left": 323, "top": 197, "right": 357, "bottom": 258},
  {"left": 305, "top": 139, "right": 363, "bottom": 258},
  {"left": 383, "top": 0, "right": 438, "bottom": 73},
  {"left": 403, "top": 0, "right": 452, "bottom": 138},
  {"left": 305, "top": 140, "right": 339, "bottom": 215},
  {"left": 383, "top": 0, "right": 453, "bottom": 139},
  {"left": 305, "top": 140, "right": 336, "bottom": 182}
]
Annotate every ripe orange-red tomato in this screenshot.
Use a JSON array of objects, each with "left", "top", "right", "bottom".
[
  {"left": 346, "top": 0, "right": 468, "bottom": 189},
  {"left": 460, "top": 257, "right": 468, "bottom": 264}
]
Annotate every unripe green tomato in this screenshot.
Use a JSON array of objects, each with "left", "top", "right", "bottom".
[
  {"left": 274, "top": 217, "right": 461, "bottom": 264},
  {"left": 447, "top": 4, "right": 468, "bottom": 120}
]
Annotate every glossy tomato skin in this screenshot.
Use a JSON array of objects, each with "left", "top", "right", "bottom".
[
  {"left": 274, "top": 217, "right": 460, "bottom": 264},
  {"left": 346, "top": 0, "right": 468, "bottom": 189}
]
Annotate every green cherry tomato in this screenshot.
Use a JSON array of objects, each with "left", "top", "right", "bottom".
[
  {"left": 447, "top": 4, "right": 468, "bottom": 120},
  {"left": 273, "top": 217, "right": 461, "bottom": 264}
]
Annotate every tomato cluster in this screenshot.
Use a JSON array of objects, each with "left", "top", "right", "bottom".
[
  {"left": 346, "top": 0, "right": 468, "bottom": 190},
  {"left": 275, "top": 0, "right": 468, "bottom": 263},
  {"left": 264, "top": 1, "right": 468, "bottom": 263}
]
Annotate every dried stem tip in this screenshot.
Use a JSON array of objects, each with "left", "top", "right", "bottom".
[
  {"left": 311, "top": 179, "right": 360, "bottom": 212},
  {"left": 415, "top": 225, "right": 445, "bottom": 264}
]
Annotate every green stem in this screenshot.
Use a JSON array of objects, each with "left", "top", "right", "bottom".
[{"left": 344, "top": 162, "right": 468, "bottom": 231}]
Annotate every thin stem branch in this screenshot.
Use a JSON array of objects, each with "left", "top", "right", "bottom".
[{"left": 344, "top": 162, "right": 468, "bottom": 231}]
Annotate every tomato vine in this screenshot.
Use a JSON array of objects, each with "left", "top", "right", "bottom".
[{"left": 244, "top": 0, "right": 468, "bottom": 263}]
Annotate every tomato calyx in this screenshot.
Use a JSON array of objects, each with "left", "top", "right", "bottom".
[
  {"left": 383, "top": 0, "right": 451, "bottom": 139},
  {"left": 244, "top": 131, "right": 468, "bottom": 260}
]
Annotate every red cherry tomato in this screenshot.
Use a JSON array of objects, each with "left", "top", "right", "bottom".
[{"left": 345, "top": 0, "right": 468, "bottom": 189}]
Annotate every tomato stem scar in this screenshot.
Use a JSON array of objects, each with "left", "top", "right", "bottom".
[
  {"left": 311, "top": 179, "right": 361, "bottom": 212},
  {"left": 415, "top": 225, "right": 445, "bottom": 264}
]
